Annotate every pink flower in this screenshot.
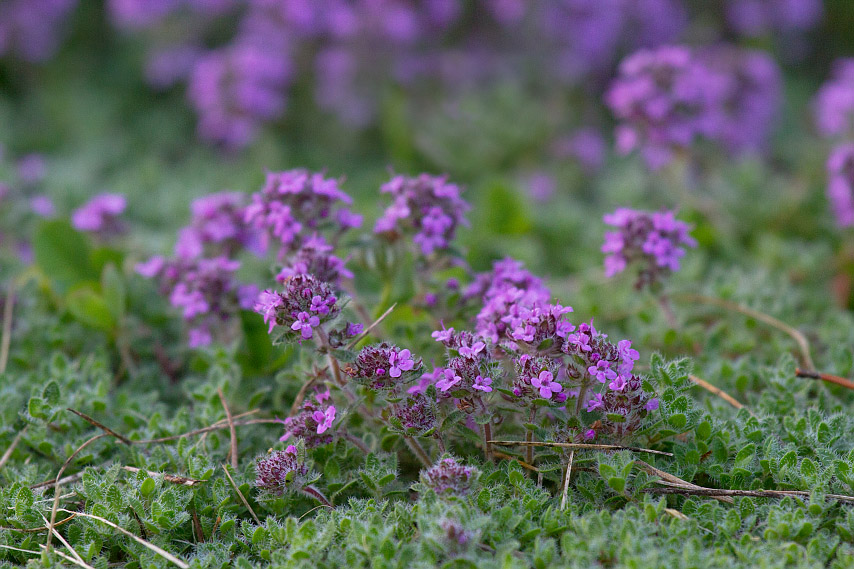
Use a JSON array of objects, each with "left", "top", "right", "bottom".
[
  {"left": 313, "top": 405, "right": 336, "bottom": 434},
  {"left": 472, "top": 375, "right": 493, "bottom": 392},
  {"left": 389, "top": 349, "right": 415, "bottom": 378},
  {"left": 435, "top": 369, "right": 462, "bottom": 392},
  {"left": 291, "top": 311, "right": 320, "bottom": 339}
]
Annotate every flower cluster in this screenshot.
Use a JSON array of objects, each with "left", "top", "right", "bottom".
[
  {"left": 275, "top": 236, "right": 353, "bottom": 286},
  {"left": 279, "top": 390, "right": 337, "bottom": 448},
  {"left": 174, "top": 192, "right": 258, "bottom": 259},
  {"left": 245, "top": 169, "right": 361, "bottom": 258},
  {"left": 374, "top": 174, "right": 470, "bottom": 256},
  {"left": 136, "top": 255, "right": 257, "bottom": 347},
  {"left": 255, "top": 446, "right": 311, "bottom": 496},
  {"left": 725, "top": 0, "right": 822, "bottom": 38},
  {"left": 602, "top": 208, "right": 696, "bottom": 289},
  {"left": 815, "top": 59, "right": 854, "bottom": 139},
  {"left": 0, "top": 0, "right": 78, "bottom": 62},
  {"left": 388, "top": 393, "right": 438, "bottom": 437},
  {"left": 71, "top": 193, "right": 127, "bottom": 237},
  {"left": 587, "top": 374, "right": 659, "bottom": 440},
  {"left": 826, "top": 144, "right": 854, "bottom": 228},
  {"left": 255, "top": 274, "right": 340, "bottom": 341},
  {"left": 344, "top": 342, "right": 422, "bottom": 391},
  {"left": 420, "top": 457, "right": 479, "bottom": 496}
]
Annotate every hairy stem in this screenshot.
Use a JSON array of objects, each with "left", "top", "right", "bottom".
[
  {"left": 301, "top": 485, "right": 333, "bottom": 507},
  {"left": 404, "top": 436, "right": 432, "bottom": 467}
]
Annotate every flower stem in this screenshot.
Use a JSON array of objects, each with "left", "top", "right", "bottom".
[
  {"left": 404, "top": 436, "right": 431, "bottom": 467},
  {"left": 526, "top": 408, "right": 536, "bottom": 465},
  {"left": 341, "top": 433, "right": 371, "bottom": 455},
  {"left": 482, "top": 422, "right": 493, "bottom": 462},
  {"left": 575, "top": 378, "right": 590, "bottom": 415},
  {"left": 658, "top": 294, "right": 678, "bottom": 329},
  {"left": 301, "top": 485, "right": 333, "bottom": 507}
]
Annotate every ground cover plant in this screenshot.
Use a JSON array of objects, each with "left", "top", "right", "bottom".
[{"left": 5, "top": 1, "right": 854, "bottom": 568}]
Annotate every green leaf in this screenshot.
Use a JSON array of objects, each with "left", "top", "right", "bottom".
[
  {"left": 801, "top": 458, "right": 818, "bottom": 480},
  {"left": 667, "top": 413, "right": 687, "bottom": 429},
  {"left": 607, "top": 477, "right": 626, "bottom": 494},
  {"left": 42, "top": 380, "right": 61, "bottom": 406},
  {"left": 140, "top": 478, "right": 155, "bottom": 498},
  {"left": 735, "top": 444, "right": 755, "bottom": 467},
  {"left": 66, "top": 286, "right": 116, "bottom": 332},
  {"left": 33, "top": 219, "right": 96, "bottom": 292}
]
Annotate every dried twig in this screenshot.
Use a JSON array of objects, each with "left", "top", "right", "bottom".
[
  {"left": 674, "top": 293, "right": 815, "bottom": 370},
  {"left": 644, "top": 486, "right": 854, "bottom": 504},
  {"left": 191, "top": 506, "right": 205, "bottom": 543},
  {"left": 560, "top": 451, "right": 574, "bottom": 511},
  {"left": 121, "top": 466, "right": 203, "bottom": 486},
  {"left": 346, "top": 303, "right": 397, "bottom": 349},
  {"left": 796, "top": 368, "right": 854, "bottom": 390},
  {"left": 489, "top": 440, "right": 673, "bottom": 457},
  {"left": 289, "top": 376, "right": 318, "bottom": 417},
  {"left": 39, "top": 512, "right": 89, "bottom": 568},
  {"left": 0, "top": 426, "right": 27, "bottom": 471},
  {"left": 688, "top": 374, "right": 754, "bottom": 416},
  {"left": 67, "top": 409, "right": 132, "bottom": 445},
  {"left": 0, "top": 283, "right": 15, "bottom": 374},
  {"left": 221, "top": 465, "right": 261, "bottom": 525},
  {"left": 493, "top": 450, "right": 540, "bottom": 473},
  {"left": 635, "top": 460, "right": 733, "bottom": 504},
  {"left": 217, "top": 388, "right": 239, "bottom": 470},
  {"left": 58, "top": 508, "right": 190, "bottom": 568},
  {"left": 0, "top": 514, "right": 76, "bottom": 533},
  {"left": 31, "top": 472, "right": 84, "bottom": 490}
]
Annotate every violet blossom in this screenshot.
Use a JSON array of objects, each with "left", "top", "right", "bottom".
[
  {"left": 826, "top": 143, "right": 854, "bottom": 228},
  {"left": 71, "top": 193, "right": 127, "bottom": 237},
  {"left": 254, "top": 274, "right": 340, "bottom": 341}
]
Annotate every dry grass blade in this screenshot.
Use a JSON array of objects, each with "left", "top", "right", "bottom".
[
  {"left": 217, "top": 388, "right": 239, "bottom": 470},
  {"left": 58, "top": 508, "right": 190, "bottom": 569},
  {"left": 560, "top": 450, "right": 574, "bottom": 511},
  {"left": 0, "top": 514, "right": 76, "bottom": 533},
  {"left": 493, "top": 451, "right": 540, "bottom": 472},
  {"left": 674, "top": 293, "right": 815, "bottom": 370},
  {"left": 47, "top": 433, "right": 109, "bottom": 553},
  {"left": 41, "top": 544, "right": 95, "bottom": 569},
  {"left": 796, "top": 368, "right": 854, "bottom": 390},
  {"left": 121, "top": 466, "right": 203, "bottom": 486},
  {"left": 644, "top": 486, "right": 854, "bottom": 504},
  {"left": 133, "top": 418, "right": 280, "bottom": 444},
  {"left": 288, "top": 376, "right": 318, "bottom": 417},
  {"left": 346, "top": 303, "right": 397, "bottom": 349},
  {"left": 0, "top": 426, "right": 27, "bottom": 471},
  {"left": 221, "top": 464, "right": 261, "bottom": 525},
  {"left": 664, "top": 508, "right": 689, "bottom": 521},
  {"left": 688, "top": 374, "right": 755, "bottom": 416},
  {"left": 67, "top": 409, "right": 132, "bottom": 445},
  {"left": 0, "top": 284, "right": 15, "bottom": 374},
  {"left": 489, "top": 440, "right": 673, "bottom": 457},
  {"left": 635, "top": 460, "right": 733, "bottom": 504},
  {"left": 39, "top": 512, "right": 89, "bottom": 568},
  {"left": 31, "top": 472, "right": 84, "bottom": 490}
]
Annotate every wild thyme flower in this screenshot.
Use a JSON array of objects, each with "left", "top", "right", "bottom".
[
  {"left": 562, "top": 322, "right": 639, "bottom": 389},
  {"left": 388, "top": 393, "right": 437, "bottom": 437},
  {"left": 827, "top": 144, "right": 854, "bottom": 228},
  {"left": 71, "top": 193, "right": 127, "bottom": 236},
  {"left": 726, "top": 0, "right": 822, "bottom": 37},
  {"left": 344, "top": 342, "right": 423, "bottom": 391},
  {"left": 0, "top": 0, "right": 78, "bottom": 62},
  {"left": 174, "top": 191, "right": 258, "bottom": 259},
  {"left": 815, "top": 59, "right": 854, "bottom": 139},
  {"left": 606, "top": 45, "right": 730, "bottom": 169},
  {"left": 255, "top": 445, "right": 311, "bottom": 495},
  {"left": 136, "top": 255, "right": 257, "bottom": 347},
  {"left": 602, "top": 208, "right": 696, "bottom": 289},
  {"left": 420, "top": 457, "right": 479, "bottom": 496},
  {"left": 245, "top": 169, "right": 361, "bottom": 257},
  {"left": 374, "top": 173, "right": 470, "bottom": 256},
  {"left": 593, "top": 374, "right": 658, "bottom": 439},
  {"left": 254, "top": 274, "right": 340, "bottom": 341},
  {"left": 280, "top": 390, "right": 337, "bottom": 448},
  {"left": 502, "top": 303, "right": 575, "bottom": 353},
  {"left": 512, "top": 355, "right": 566, "bottom": 405},
  {"left": 275, "top": 235, "right": 353, "bottom": 285}
]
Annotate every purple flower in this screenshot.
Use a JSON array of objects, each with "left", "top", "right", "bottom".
[
  {"left": 431, "top": 325, "right": 455, "bottom": 343},
  {"left": 421, "top": 457, "right": 479, "bottom": 496},
  {"left": 174, "top": 191, "right": 258, "bottom": 259},
  {"left": 458, "top": 341, "right": 485, "bottom": 359},
  {"left": 345, "top": 343, "right": 423, "bottom": 391},
  {"left": 435, "top": 369, "right": 462, "bottom": 393},
  {"left": 471, "top": 375, "right": 493, "bottom": 393},
  {"left": 531, "top": 370, "right": 562, "bottom": 399},
  {"left": 30, "top": 196, "right": 55, "bottom": 218},
  {"left": 645, "top": 398, "right": 660, "bottom": 411},
  {"left": 291, "top": 311, "right": 320, "bottom": 339},
  {"left": 346, "top": 322, "right": 363, "bottom": 336},
  {"left": 389, "top": 348, "right": 415, "bottom": 378},
  {"left": 275, "top": 236, "right": 353, "bottom": 285},
  {"left": 588, "top": 360, "right": 617, "bottom": 384},
  {"left": 608, "top": 375, "right": 627, "bottom": 391},
  {"left": 586, "top": 393, "right": 605, "bottom": 412},
  {"left": 815, "top": 59, "right": 854, "bottom": 139},
  {"left": 312, "top": 405, "right": 336, "bottom": 434},
  {"left": 602, "top": 208, "right": 696, "bottom": 289},
  {"left": 255, "top": 446, "right": 311, "bottom": 495},
  {"left": 72, "top": 193, "right": 127, "bottom": 236},
  {"left": 726, "top": 0, "right": 822, "bottom": 37}
]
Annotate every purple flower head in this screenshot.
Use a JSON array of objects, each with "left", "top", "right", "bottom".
[
  {"left": 245, "top": 169, "right": 359, "bottom": 257},
  {"left": 503, "top": 302, "right": 574, "bottom": 352},
  {"left": 389, "top": 393, "right": 437, "bottom": 437},
  {"left": 588, "top": 360, "right": 618, "bottom": 384},
  {"left": 420, "top": 457, "right": 479, "bottom": 496},
  {"left": 344, "top": 342, "right": 423, "bottom": 391},
  {"left": 175, "top": 191, "right": 258, "bottom": 259},
  {"left": 72, "top": 193, "right": 127, "bottom": 236},
  {"left": 645, "top": 398, "right": 660, "bottom": 411},
  {"left": 347, "top": 322, "right": 363, "bottom": 336},
  {"left": 374, "top": 173, "right": 470, "bottom": 256},
  {"left": 255, "top": 446, "right": 311, "bottom": 495},
  {"left": 435, "top": 368, "right": 462, "bottom": 393},
  {"left": 471, "top": 375, "right": 493, "bottom": 392},
  {"left": 280, "top": 390, "right": 336, "bottom": 447},
  {"left": 827, "top": 143, "right": 854, "bottom": 228},
  {"left": 254, "top": 274, "right": 340, "bottom": 341},
  {"left": 590, "top": 375, "right": 659, "bottom": 440},
  {"left": 602, "top": 208, "right": 696, "bottom": 289},
  {"left": 726, "top": 0, "right": 822, "bottom": 37},
  {"left": 0, "top": 1, "right": 77, "bottom": 62},
  {"left": 275, "top": 235, "right": 353, "bottom": 285},
  {"left": 606, "top": 45, "right": 733, "bottom": 169},
  {"left": 30, "top": 196, "right": 56, "bottom": 218},
  {"left": 815, "top": 59, "right": 854, "bottom": 139}
]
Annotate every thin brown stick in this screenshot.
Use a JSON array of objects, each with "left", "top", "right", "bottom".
[
  {"left": 0, "top": 284, "right": 15, "bottom": 374},
  {"left": 46, "top": 434, "right": 109, "bottom": 553},
  {"left": 560, "top": 450, "right": 574, "bottom": 511},
  {"left": 664, "top": 508, "right": 689, "bottom": 521},
  {"left": 635, "top": 460, "right": 733, "bottom": 504},
  {"left": 346, "top": 303, "right": 397, "bottom": 349},
  {"left": 191, "top": 507, "right": 205, "bottom": 543},
  {"left": 688, "top": 374, "right": 754, "bottom": 416},
  {"left": 0, "top": 426, "right": 27, "bottom": 471},
  {"left": 489, "top": 440, "right": 673, "bottom": 457},
  {"left": 644, "top": 486, "right": 854, "bottom": 504},
  {"left": 39, "top": 512, "right": 88, "bottom": 568},
  {"left": 121, "top": 466, "right": 203, "bottom": 486},
  {"left": 121, "top": 418, "right": 280, "bottom": 445},
  {"left": 289, "top": 376, "right": 318, "bottom": 417},
  {"left": 221, "top": 465, "right": 261, "bottom": 525},
  {"left": 217, "top": 388, "right": 239, "bottom": 470},
  {"left": 674, "top": 293, "right": 815, "bottom": 370},
  {"left": 493, "top": 451, "right": 540, "bottom": 473},
  {"left": 58, "top": 508, "right": 190, "bottom": 568},
  {"left": 39, "top": 544, "right": 95, "bottom": 569},
  {"left": 67, "top": 409, "right": 132, "bottom": 445},
  {"left": 0, "top": 514, "right": 76, "bottom": 533},
  {"left": 796, "top": 368, "right": 854, "bottom": 390},
  {"left": 31, "top": 472, "right": 84, "bottom": 490}
]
